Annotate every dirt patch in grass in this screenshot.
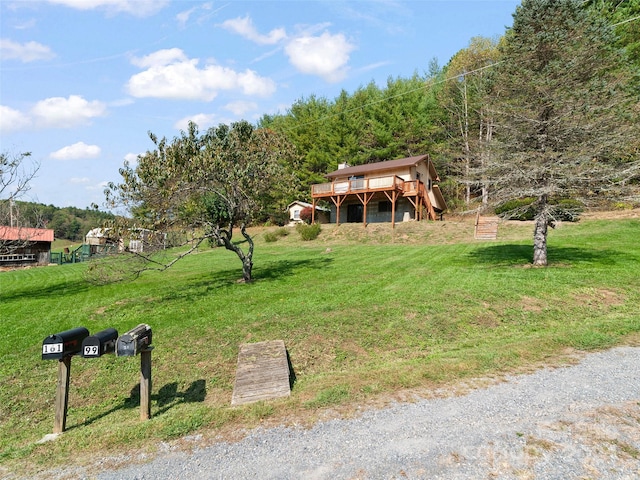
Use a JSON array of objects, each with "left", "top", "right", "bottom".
[
  {"left": 572, "top": 288, "right": 626, "bottom": 308},
  {"left": 520, "top": 296, "right": 545, "bottom": 313}
]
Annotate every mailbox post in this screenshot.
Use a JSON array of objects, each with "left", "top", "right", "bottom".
[
  {"left": 41, "top": 325, "right": 155, "bottom": 435},
  {"left": 117, "top": 324, "right": 153, "bottom": 420},
  {"left": 42, "top": 327, "right": 89, "bottom": 433},
  {"left": 139, "top": 346, "right": 153, "bottom": 420}
]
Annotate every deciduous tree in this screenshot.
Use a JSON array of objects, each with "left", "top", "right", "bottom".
[
  {"left": 439, "top": 37, "right": 500, "bottom": 207},
  {"left": 101, "top": 121, "right": 298, "bottom": 282}
]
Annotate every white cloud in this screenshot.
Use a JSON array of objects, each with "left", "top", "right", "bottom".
[
  {"left": 123, "top": 152, "right": 140, "bottom": 167},
  {"left": 130, "top": 48, "right": 187, "bottom": 68},
  {"left": 46, "top": 0, "right": 168, "bottom": 17},
  {"left": 176, "top": 6, "right": 197, "bottom": 28},
  {"left": 50, "top": 142, "right": 101, "bottom": 160},
  {"left": 109, "top": 97, "right": 135, "bottom": 107},
  {"left": 31, "top": 95, "right": 107, "bottom": 128},
  {"left": 285, "top": 31, "right": 355, "bottom": 83},
  {"left": 85, "top": 180, "right": 109, "bottom": 192},
  {"left": 221, "top": 16, "right": 287, "bottom": 45},
  {"left": 0, "top": 105, "right": 31, "bottom": 133},
  {"left": 69, "top": 177, "right": 91, "bottom": 184},
  {"left": 223, "top": 100, "right": 258, "bottom": 116},
  {"left": 127, "top": 49, "right": 276, "bottom": 101},
  {"left": 0, "top": 39, "right": 56, "bottom": 62},
  {"left": 174, "top": 113, "right": 218, "bottom": 131}
]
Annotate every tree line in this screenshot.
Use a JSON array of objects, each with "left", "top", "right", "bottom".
[
  {"left": 257, "top": 0, "right": 639, "bottom": 215},
  {"left": 4, "top": 200, "right": 114, "bottom": 242}
]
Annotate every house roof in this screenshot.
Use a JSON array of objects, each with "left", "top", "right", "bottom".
[
  {"left": 287, "top": 201, "right": 313, "bottom": 209},
  {"left": 86, "top": 227, "right": 111, "bottom": 238},
  {"left": 286, "top": 201, "right": 330, "bottom": 212},
  {"left": 325, "top": 154, "right": 437, "bottom": 179},
  {"left": 0, "top": 226, "right": 54, "bottom": 242}
]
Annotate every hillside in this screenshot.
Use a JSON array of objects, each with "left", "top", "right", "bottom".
[{"left": 8, "top": 201, "right": 115, "bottom": 241}]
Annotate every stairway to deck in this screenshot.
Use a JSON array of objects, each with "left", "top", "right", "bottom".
[{"left": 475, "top": 215, "right": 499, "bottom": 240}]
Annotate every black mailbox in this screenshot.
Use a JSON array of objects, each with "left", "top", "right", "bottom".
[
  {"left": 42, "top": 327, "right": 90, "bottom": 360},
  {"left": 81, "top": 328, "right": 118, "bottom": 358},
  {"left": 116, "top": 324, "right": 152, "bottom": 357}
]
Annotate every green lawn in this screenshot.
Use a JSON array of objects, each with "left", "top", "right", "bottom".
[{"left": 1, "top": 215, "right": 639, "bottom": 475}]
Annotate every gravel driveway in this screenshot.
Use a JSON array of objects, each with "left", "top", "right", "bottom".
[{"left": 88, "top": 346, "right": 640, "bottom": 480}]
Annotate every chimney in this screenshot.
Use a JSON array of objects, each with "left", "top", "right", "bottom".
[{"left": 338, "top": 162, "right": 350, "bottom": 170}]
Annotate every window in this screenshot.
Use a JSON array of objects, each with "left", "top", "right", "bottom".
[{"left": 378, "top": 201, "right": 392, "bottom": 213}]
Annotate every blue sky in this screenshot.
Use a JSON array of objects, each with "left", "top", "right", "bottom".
[{"left": 1, "top": 0, "right": 520, "bottom": 210}]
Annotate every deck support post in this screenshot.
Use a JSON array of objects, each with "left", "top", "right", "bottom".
[
  {"left": 330, "top": 195, "right": 346, "bottom": 226},
  {"left": 356, "top": 192, "right": 374, "bottom": 228}
]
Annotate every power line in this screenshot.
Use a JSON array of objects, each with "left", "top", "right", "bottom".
[
  {"left": 612, "top": 14, "right": 640, "bottom": 27},
  {"left": 277, "top": 13, "right": 637, "bottom": 133},
  {"left": 277, "top": 62, "right": 502, "bottom": 134}
]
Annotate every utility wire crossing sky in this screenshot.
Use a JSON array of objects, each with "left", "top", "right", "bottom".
[{"left": 1, "top": 0, "right": 521, "bottom": 209}]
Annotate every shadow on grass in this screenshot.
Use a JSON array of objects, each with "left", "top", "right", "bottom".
[
  {"left": 66, "top": 379, "right": 207, "bottom": 431},
  {"left": 287, "top": 349, "right": 297, "bottom": 390},
  {"left": 160, "top": 257, "right": 333, "bottom": 301},
  {"left": 466, "top": 244, "right": 621, "bottom": 267},
  {"left": 0, "top": 279, "right": 88, "bottom": 303}
]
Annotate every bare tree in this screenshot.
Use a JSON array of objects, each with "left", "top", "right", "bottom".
[
  {"left": 0, "top": 151, "right": 40, "bottom": 255},
  {"left": 440, "top": 37, "right": 500, "bottom": 209}
]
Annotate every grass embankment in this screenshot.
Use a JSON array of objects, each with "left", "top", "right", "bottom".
[{"left": 1, "top": 214, "right": 639, "bottom": 475}]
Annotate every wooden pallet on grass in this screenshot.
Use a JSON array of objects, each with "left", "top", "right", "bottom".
[{"left": 231, "top": 340, "right": 291, "bottom": 406}]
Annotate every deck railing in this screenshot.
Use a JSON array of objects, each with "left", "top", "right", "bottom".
[{"left": 311, "top": 175, "right": 406, "bottom": 197}]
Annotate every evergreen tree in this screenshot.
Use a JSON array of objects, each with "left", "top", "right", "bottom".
[{"left": 484, "top": 0, "right": 639, "bottom": 265}]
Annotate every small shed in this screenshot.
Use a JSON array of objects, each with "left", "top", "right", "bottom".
[
  {"left": 85, "top": 227, "right": 118, "bottom": 254},
  {"left": 85, "top": 227, "right": 112, "bottom": 246},
  {"left": 0, "top": 226, "right": 54, "bottom": 265},
  {"left": 286, "top": 201, "right": 330, "bottom": 225}
]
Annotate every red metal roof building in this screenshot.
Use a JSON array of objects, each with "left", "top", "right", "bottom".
[{"left": 0, "top": 226, "right": 55, "bottom": 265}]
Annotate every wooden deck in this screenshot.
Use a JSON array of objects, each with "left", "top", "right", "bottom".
[
  {"left": 231, "top": 340, "right": 291, "bottom": 406},
  {"left": 311, "top": 175, "right": 441, "bottom": 225}
]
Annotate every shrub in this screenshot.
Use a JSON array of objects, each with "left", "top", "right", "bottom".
[
  {"left": 495, "top": 198, "right": 536, "bottom": 220},
  {"left": 264, "top": 232, "right": 278, "bottom": 243},
  {"left": 552, "top": 199, "right": 583, "bottom": 221},
  {"left": 296, "top": 222, "right": 321, "bottom": 241},
  {"left": 265, "top": 211, "right": 288, "bottom": 227},
  {"left": 299, "top": 206, "right": 314, "bottom": 224},
  {"left": 264, "top": 227, "right": 289, "bottom": 243}
]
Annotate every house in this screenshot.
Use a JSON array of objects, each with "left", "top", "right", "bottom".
[
  {"left": 286, "top": 201, "right": 330, "bottom": 225},
  {"left": 310, "top": 154, "right": 446, "bottom": 227},
  {"left": 0, "top": 226, "right": 54, "bottom": 265}
]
